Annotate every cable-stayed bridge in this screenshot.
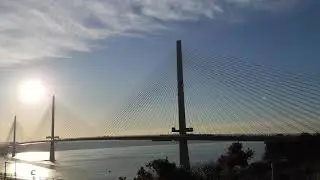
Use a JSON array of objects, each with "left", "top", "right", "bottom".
[{"left": 1, "top": 40, "right": 319, "bottom": 169}]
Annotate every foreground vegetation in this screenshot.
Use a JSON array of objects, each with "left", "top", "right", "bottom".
[{"left": 120, "top": 134, "right": 320, "bottom": 180}]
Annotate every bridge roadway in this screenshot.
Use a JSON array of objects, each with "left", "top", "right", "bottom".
[{"left": 18, "top": 133, "right": 312, "bottom": 145}]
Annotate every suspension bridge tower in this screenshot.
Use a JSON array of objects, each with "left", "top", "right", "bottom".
[
  {"left": 172, "top": 40, "right": 193, "bottom": 169},
  {"left": 12, "top": 116, "right": 17, "bottom": 157},
  {"left": 46, "top": 95, "right": 59, "bottom": 162}
]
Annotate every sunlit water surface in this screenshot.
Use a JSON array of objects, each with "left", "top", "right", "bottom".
[{"left": 0, "top": 142, "right": 264, "bottom": 180}]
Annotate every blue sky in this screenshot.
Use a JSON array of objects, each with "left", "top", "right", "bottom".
[{"left": 0, "top": 0, "right": 319, "bottom": 140}]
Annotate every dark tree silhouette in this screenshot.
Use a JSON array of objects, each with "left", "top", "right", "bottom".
[
  {"left": 263, "top": 133, "right": 320, "bottom": 180},
  {"left": 264, "top": 133, "right": 320, "bottom": 164},
  {"left": 123, "top": 142, "right": 255, "bottom": 180},
  {"left": 218, "top": 142, "right": 254, "bottom": 169},
  {"left": 132, "top": 158, "right": 195, "bottom": 180}
]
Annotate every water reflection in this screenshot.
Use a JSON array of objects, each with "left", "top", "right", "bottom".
[
  {"left": 1, "top": 152, "right": 59, "bottom": 180},
  {"left": 14, "top": 152, "right": 50, "bottom": 162}
]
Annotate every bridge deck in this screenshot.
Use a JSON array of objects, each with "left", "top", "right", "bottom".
[{"left": 18, "top": 134, "right": 316, "bottom": 145}]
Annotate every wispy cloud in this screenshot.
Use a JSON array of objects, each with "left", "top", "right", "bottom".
[
  {"left": 226, "top": 0, "right": 299, "bottom": 12},
  {"left": 0, "top": 0, "right": 298, "bottom": 65}
]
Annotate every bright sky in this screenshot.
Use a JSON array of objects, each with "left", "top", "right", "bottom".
[{"left": 0, "top": 0, "right": 319, "bottom": 141}]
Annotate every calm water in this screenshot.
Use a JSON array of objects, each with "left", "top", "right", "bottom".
[{"left": 0, "top": 141, "right": 264, "bottom": 180}]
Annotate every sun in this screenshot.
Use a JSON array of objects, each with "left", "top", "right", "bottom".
[{"left": 18, "top": 79, "right": 46, "bottom": 104}]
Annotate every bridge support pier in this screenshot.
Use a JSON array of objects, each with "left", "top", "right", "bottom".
[{"left": 49, "top": 142, "right": 55, "bottom": 162}]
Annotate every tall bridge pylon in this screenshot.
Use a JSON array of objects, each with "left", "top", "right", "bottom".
[
  {"left": 171, "top": 40, "right": 193, "bottom": 169},
  {"left": 45, "top": 95, "right": 59, "bottom": 163},
  {"left": 12, "top": 116, "right": 17, "bottom": 158}
]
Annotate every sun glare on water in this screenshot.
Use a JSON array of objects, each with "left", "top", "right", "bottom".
[{"left": 18, "top": 79, "right": 46, "bottom": 104}]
